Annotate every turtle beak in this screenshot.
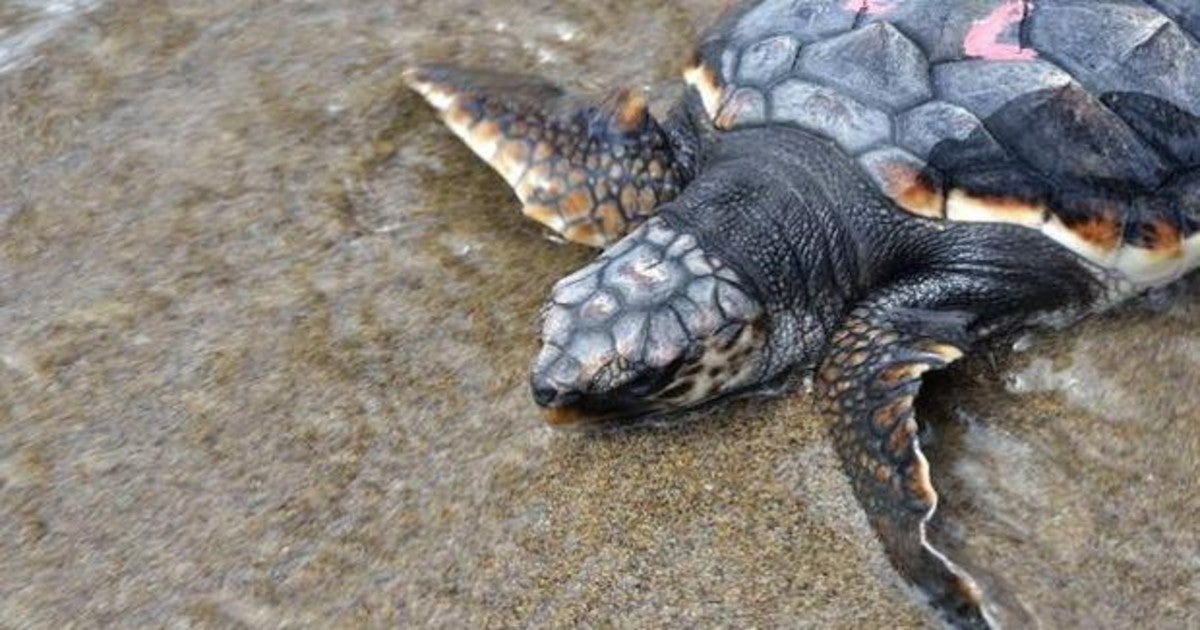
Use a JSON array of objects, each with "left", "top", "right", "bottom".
[
  {"left": 541, "top": 406, "right": 613, "bottom": 429},
  {"left": 542, "top": 406, "right": 586, "bottom": 427},
  {"left": 531, "top": 373, "right": 594, "bottom": 428},
  {"left": 531, "top": 380, "right": 589, "bottom": 428},
  {"left": 530, "top": 372, "right": 654, "bottom": 429}
]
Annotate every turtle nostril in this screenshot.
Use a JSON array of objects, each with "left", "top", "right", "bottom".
[
  {"left": 531, "top": 377, "right": 584, "bottom": 408},
  {"left": 531, "top": 382, "right": 558, "bottom": 407}
]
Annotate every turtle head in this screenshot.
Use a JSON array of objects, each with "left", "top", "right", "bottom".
[{"left": 530, "top": 217, "right": 771, "bottom": 427}]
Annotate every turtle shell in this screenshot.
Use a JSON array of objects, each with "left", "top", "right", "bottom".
[{"left": 686, "top": 0, "right": 1200, "bottom": 296}]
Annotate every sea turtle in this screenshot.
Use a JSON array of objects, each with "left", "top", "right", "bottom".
[{"left": 405, "top": 0, "right": 1200, "bottom": 626}]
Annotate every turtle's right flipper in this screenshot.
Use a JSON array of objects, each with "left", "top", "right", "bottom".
[{"left": 405, "top": 65, "right": 687, "bottom": 248}]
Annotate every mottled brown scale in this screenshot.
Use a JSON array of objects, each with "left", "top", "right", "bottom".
[
  {"left": 887, "top": 417, "right": 918, "bottom": 459},
  {"left": 916, "top": 341, "right": 964, "bottom": 362},
  {"left": 446, "top": 107, "right": 474, "bottom": 131},
  {"left": 565, "top": 223, "right": 601, "bottom": 247},
  {"left": 496, "top": 141, "right": 531, "bottom": 180},
  {"left": 714, "top": 101, "right": 745, "bottom": 130},
  {"left": 605, "top": 207, "right": 627, "bottom": 237},
  {"left": 905, "top": 461, "right": 938, "bottom": 506},
  {"left": 683, "top": 63, "right": 724, "bottom": 121},
  {"left": 638, "top": 188, "right": 656, "bottom": 211},
  {"left": 564, "top": 189, "right": 597, "bottom": 218},
  {"left": 1069, "top": 212, "right": 1123, "bottom": 250},
  {"left": 620, "top": 185, "right": 638, "bottom": 210},
  {"left": 873, "top": 463, "right": 893, "bottom": 484},
  {"left": 888, "top": 166, "right": 945, "bottom": 219},
  {"left": 846, "top": 351, "right": 869, "bottom": 367},
  {"left": 523, "top": 204, "right": 560, "bottom": 230},
  {"left": 872, "top": 396, "right": 909, "bottom": 433},
  {"left": 1147, "top": 220, "right": 1184, "bottom": 255},
  {"left": 533, "top": 141, "right": 554, "bottom": 161},
  {"left": 613, "top": 90, "right": 649, "bottom": 132},
  {"left": 879, "top": 363, "right": 928, "bottom": 388},
  {"left": 820, "top": 364, "right": 841, "bottom": 383},
  {"left": 474, "top": 120, "right": 501, "bottom": 146}
]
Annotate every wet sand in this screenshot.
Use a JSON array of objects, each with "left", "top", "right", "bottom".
[{"left": 1, "top": 1, "right": 1196, "bottom": 627}]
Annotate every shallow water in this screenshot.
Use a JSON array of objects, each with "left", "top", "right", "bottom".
[{"left": 0, "top": 1, "right": 1196, "bottom": 627}]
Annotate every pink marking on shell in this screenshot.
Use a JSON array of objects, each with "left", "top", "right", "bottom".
[
  {"left": 843, "top": 0, "right": 898, "bottom": 16},
  {"left": 964, "top": 0, "right": 1038, "bottom": 61}
]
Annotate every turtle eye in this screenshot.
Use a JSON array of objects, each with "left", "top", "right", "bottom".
[
  {"left": 623, "top": 356, "right": 686, "bottom": 399},
  {"left": 624, "top": 370, "right": 661, "bottom": 398}
]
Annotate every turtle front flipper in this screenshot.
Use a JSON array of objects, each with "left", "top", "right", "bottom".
[
  {"left": 404, "top": 65, "right": 690, "bottom": 247},
  {"left": 818, "top": 301, "right": 993, "bottom": 629}
]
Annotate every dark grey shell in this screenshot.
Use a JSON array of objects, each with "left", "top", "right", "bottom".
[{"left": 686, "top": 0, "right": 1200, "bottom": 296}]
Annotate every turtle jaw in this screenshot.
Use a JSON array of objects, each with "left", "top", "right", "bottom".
[
  {"left": 537, "top": 393, "right": 669, "bottom": 430},
  {"left": 530, "top": 216, "right": 770, "bottom": 428},
  {"left": 541, "top": 406, "right": 611, "bottom": 429},
  {"left": 530, "top": 346, "right": 687, "bottom": 430}
]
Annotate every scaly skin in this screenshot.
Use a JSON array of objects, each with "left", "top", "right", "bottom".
[{"left": 404, "top": 65, "right": 696, "bottom": 247}]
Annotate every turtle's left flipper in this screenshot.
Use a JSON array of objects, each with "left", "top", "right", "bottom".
[
  {"left": 818, "top": 299, "right": 993, "bottom": 629},
  {"left": 404, "top": 65, "right": 691, "bottom": 247}
]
